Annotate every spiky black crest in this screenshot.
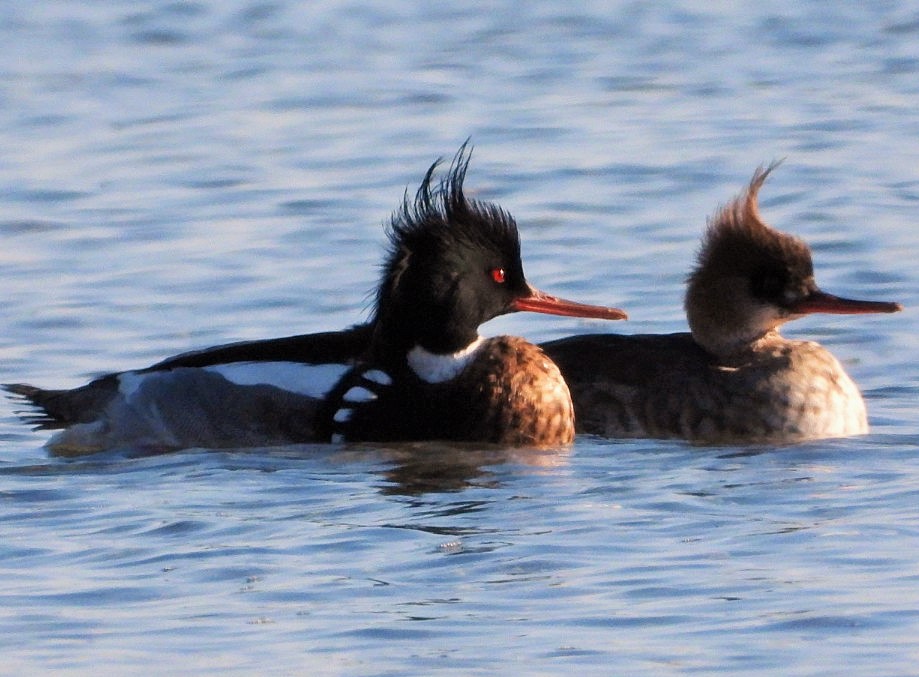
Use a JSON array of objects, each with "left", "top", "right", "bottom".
[
  {"left": 689, "top": 161, "right": 813, "bottom": 293},
  {"left": 361, "top": 142, "right": 532, "bottom": 358},
  {"left": 375, "top": 142, "right": 522, "bottom": 314}
]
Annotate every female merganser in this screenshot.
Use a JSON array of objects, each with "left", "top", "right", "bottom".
[
  {"left": 7, "top": 145, "right": 627, "bottom": 454},
  {"left": 542, "top": 164, "right": 901, "bottom": 444}
]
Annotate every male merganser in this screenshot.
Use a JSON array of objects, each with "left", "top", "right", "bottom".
[
  {"left": 542, "top": 164, "right": 901, "bottom": 444},
  {"left": 7, "top": 145, "right": 627, "bottom": 454}
]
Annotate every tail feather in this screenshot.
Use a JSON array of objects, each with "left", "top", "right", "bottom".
[{"left": 4, "top": 377, "right": 118, "bottom": 429}]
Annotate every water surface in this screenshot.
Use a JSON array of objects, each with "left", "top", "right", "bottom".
[{"left": 1, "top": 2, "right": 918, "bottom": 675}]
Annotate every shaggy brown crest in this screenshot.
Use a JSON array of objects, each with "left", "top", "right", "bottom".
[{"left": 689, "top": 162, "right": 814, "bottom": 308}]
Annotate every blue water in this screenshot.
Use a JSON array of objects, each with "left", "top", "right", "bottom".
[{"left": 2, "top": 1, "right": 918, "bottom": 674}]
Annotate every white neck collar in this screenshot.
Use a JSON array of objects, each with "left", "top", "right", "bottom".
[{"left": 406, "top": 336, "right": 484, "bottom": 384}]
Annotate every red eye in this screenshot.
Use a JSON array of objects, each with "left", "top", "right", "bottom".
[{"left": 490, "top": 267, "right": 506, "bottom": 284}]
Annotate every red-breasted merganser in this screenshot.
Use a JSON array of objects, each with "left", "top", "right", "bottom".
[
  {"left": 7, "top": 144, "right": 627, "bottom": 454},
  {"left": 542, "top": 164, "right": 902, "bottom": 444}
]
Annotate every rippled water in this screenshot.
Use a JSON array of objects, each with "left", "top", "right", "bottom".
[{"left": 2, "top": 1, "right": 918, "bottom": 674}]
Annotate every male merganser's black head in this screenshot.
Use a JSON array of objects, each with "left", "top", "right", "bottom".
[
  {"left": 686, "top": 163, "right": 902, "bottom": 356},
  {"left": 371, "top": 143, "right": 627, "bottom": 361}
]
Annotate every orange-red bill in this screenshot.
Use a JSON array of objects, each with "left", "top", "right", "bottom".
[
  {"left": 512, "top": 287, "right": 628, "bottom": 320},
  {"left": 793, "top": 290, "right": 902, "bottom": 315}
]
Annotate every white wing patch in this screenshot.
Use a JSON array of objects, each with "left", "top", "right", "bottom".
[
  {"left": 333, "top": 407, "right": 353, "bottom": 423},
  {"left": 342, "top": 386, "right": 377, "bottom": 403},
  {"left": 203, "top": 362, "right": 349, "bottom": 398},
  {"left": 118, "top": 362, "right": 348, "bottom": 401},
  {"left": 362, "top": 369, "right": 393, "bottom": 386}
]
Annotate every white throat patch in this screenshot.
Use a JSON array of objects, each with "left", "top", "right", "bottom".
[{"left": 407, "top": 336, "right": 484, "bottom": 384}]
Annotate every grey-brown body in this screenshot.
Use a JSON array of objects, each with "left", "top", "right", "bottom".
[{"left": 544, "top": 332, "right": 866, "bottom": 444}]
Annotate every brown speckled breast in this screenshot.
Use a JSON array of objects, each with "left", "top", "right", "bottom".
[
  {"left": 334, "top": 336, "right": 575, "bottom": 446},
  {"left": 457, "top": 336, "right": 575, "bottom": 446}
]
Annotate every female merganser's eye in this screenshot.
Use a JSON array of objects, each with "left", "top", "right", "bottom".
[
  {"left": 490, "top": 267, "right": 506, "bottom": 284},
  {"left": 750, "top": 269, "right": 786, "bottom": 302}
]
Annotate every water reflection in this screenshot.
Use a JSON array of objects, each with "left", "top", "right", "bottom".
[
  {"left": 341, "top": 442, "right": 571, "bottom": 495},
  {"left": 0, "top": 439, "right": 570, "bottom": 496}
]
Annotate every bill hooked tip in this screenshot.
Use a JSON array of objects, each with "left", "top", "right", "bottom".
[
  {"left": 793, "top": 290, "right": 903, "bottom": 315},
  {"left": 511, "top": 287, "right": 628, "bottom": 320}
]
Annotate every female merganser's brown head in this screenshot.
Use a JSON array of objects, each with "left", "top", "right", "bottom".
[{"left": 685, "top": 164, "right": 901, "bottom": 356}]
